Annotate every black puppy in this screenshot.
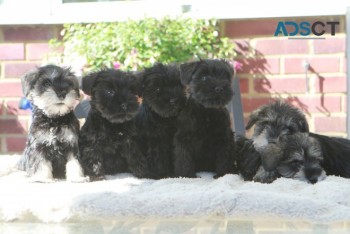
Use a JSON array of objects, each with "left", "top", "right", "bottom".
[
  {"left": 135, "top": 63, "right": 186, "bottom": 178},
  {"left": 173, "top": 59, "right": 237, "bottom": 178},
  {"left": 78, "top": 69, "right": 155, "bottom": 180},
  {"left": 18, "top": 65, "right": 86, "bottom": 182}
]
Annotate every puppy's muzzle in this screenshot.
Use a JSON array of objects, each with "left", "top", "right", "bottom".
[{"left": 56, "top": 91, "right": 67, "bottom": 100}]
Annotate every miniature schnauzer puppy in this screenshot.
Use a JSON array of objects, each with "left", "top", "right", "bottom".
[
  {"left": 253, "top": 133, "right": 326, "bottom": 184},
  {"left": 135, "top": 63, "right": 186, "bottom": 178},
  {"left": 78, "top": 69, "right": 155, "bottom": 180},
  {"left": 17, "top": 65, "right": 86, "bottom": 182},
  {"left": 173, "top": 59, "right": 237, "bottom": 178}
]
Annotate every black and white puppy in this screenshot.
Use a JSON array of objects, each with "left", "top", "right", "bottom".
[
  {"left": 78, "top": 69, "right": 155, "bottom": 180},
  {"left": 173, "top": 59, "right": 237, "bottom": 178},
  {"left": 135, "top": 63, "right": 186, "bottom": 178},
  {"left": 17, "top": 65, "right": 86, "bottom": 182}
]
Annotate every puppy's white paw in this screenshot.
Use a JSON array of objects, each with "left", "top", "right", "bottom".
[
  {"left": 29, "top": 159, "right": 54, "bottom": 183},
  {"left": 66, "top": 154, "right": 89, "bottom": 183}
]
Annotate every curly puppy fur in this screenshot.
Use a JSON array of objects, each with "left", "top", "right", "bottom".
[
  {"left": 17, "top": 65, "right": 85, "bottom": 182},
  {"left": 173, "top": 59, "right": 237, "bottom": 178},
  {"left": 78, "top": 69, "right": 156, "bottom": 180},
  {"left": 135, "top": 63, "right": 186, "bottom": 178}
]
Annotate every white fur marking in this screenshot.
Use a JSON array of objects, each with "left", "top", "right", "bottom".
[
  {"left": 66, "top": 154, "right": 89, "bottom": 183},
  {"left": 31, "top": 159, "right": 53, "bottom": 182},
  {"left": 32, "top": 89, "right": 77, "bottom": 117},
  {"left": 253, "top": 130, "right": 268, "bottom": 150}
]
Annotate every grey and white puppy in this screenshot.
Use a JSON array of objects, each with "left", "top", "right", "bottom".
[
  {"left": 17, "top": 65, "right": 87, "bottom": 182},
  {"left": 243, "top": 101, "right": 310, "bottom": 183},
  {"left": 253, "top": 133, "right": 326, "bottom": 184}
]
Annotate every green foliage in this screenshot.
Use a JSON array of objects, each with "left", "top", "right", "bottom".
[{"left": 51, "top": 17, "right": 236, "bottom": 72}]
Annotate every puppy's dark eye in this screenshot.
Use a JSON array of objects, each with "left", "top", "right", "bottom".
[
  {"left": 105, "top": 90, "right": 115, "bottom": 96},
  {"left": 202, "top": 76, "right": 208, "bottom": 81},
  {"left": 156, "top": 88, "right": 160, "bottom": 92},
  {"left": 43, "top": 80, "right": 52, "bottom": 88},
  {"left": 283, "top": 126, "right": 295, "bottom": 134}
]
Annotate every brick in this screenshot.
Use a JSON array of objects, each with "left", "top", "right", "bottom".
[
  {"left": 6, "top": 137, "right": 27, "bottom": 152},
  {"left": 242, "top": 97, "right": 275, "bottom": 113},
  {"left": 314, "top": 116, "right": 346, "bottom": 133},
  {"left": 255, "top": 39, "right": 308, "bottom": 55},
  {"left": 3, "top": 26, "right": 60, "bottom": 42},
  {"left": 0, "top": 82, "right": 23, "bottom": 97},
  {"left": 284, "top": 57, "right": 340, "bottom": 74},
  {"left": 314, "top": 38, "right": 345, "bottom": 54},
  {"left": 254, "top": 78, "right": 307, "bottom": 93},
  {"left": 315, "top": 76, "right": 346, "bottom": 93},
  {"left": 6, "top": 100, "right": 31, "bottom": 116},
  {"left": 0, "top": 119, "right": 27, "bottom": 134},
  {"left": 237, "top": 58, "right": 280, "bottom": 75},
  {"left": 225, "top": 19, "right": 279, "bottom": 38},
  {"left": 286, "top": 96, "right": 342, "bottom": 113},
  {"left": 4, "top": 63, "right": 39, "bottom": 78},
  {"left": 0, "top": 43, "right": 24, "bottom": 60},
  {"left": 239, "top": 78, "right": 249, "bottom": 93},
  {"left": 26, "top": 43, "right": 51, "bottom": 61}
]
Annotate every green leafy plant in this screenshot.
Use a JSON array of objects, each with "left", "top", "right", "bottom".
[{"left": 50, "top": 17, "right": 236, "bottom": 72}]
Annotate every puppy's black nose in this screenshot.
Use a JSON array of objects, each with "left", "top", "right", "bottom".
[
  {"left": 308, "top": 177, "right": 318, "bottom": 184},
  {"left": 170, "top": 98, "right": 177, "bottom": 105},
  {"left": 57, "top": 91, "right": 67, "bottom": 100},
  {"left": 215, "top": 87, "right": 223, "bottom": 93},
  {"left": 121, "top": 103, "right": 127, "bottom": 110}
]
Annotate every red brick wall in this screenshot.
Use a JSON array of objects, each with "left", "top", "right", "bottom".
[
  {"left": 224, "top": 16, "right": 347, "bottom": 137},
  {"left": 0, "top": 25, "right": 62, "bottom": 154},
  {"left": 0, "top": 16, "right": 347, "bottom": 154}
]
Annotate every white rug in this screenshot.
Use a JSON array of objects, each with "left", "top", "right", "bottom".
[{"left": 0, "top": 155, "right": 350, "bottom": 224}]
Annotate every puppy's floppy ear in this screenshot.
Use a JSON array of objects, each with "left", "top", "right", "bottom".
[
  {"left": 21, "top": 69, "right": 39, "bottom": 98},
  {"left": 179, "top": 61, "right": 200, "bottom": 85},
  {"left": 82, "top": 72, "right": 99, "bottom": 95},
  {"left": 246, "top": 111, "right": 260, "bottom": 130}
]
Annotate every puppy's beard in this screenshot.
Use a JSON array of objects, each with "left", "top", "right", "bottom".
[
  {"left": 32, "top": 89, "right": 77, "bottom": 117},
  {"left": 292, "top": 166, "right": 326, "bottom": 184},
  {"left": 253, "top": 129, "right": 269, "bottom": 152}
]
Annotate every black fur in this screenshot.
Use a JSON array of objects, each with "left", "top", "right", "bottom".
[
  {"left": 173, "top": 59, "right": 237, "bottom": 178},
  {"left": 17, "top": 65, "right": 84, "bottom": 181},
  {"left": 235, "top": 136, "right": 261, "bottom": 181},
  {"left": 135, "top": 63, "right": 186, "bottom": 178},
  {"left": 309, "top": 133, "right": 350, "bottom": 178},
  {"left": 78, "top": 69, "right": 156, "bottom": 180}
]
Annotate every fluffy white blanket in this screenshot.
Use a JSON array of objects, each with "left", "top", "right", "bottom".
[{"left": 0, "top": 155, "right": 349, "bottom": 224}]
